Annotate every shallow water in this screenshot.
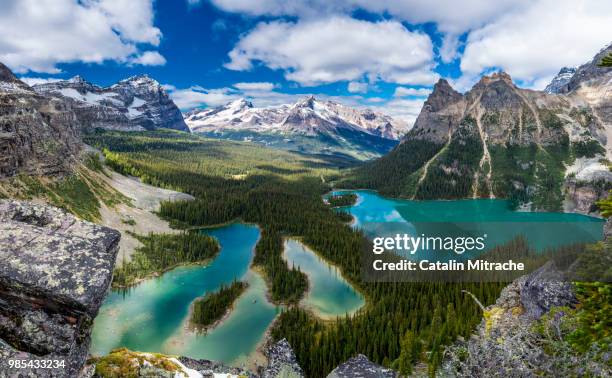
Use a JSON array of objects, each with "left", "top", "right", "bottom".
[{"left": 283, "top": 239, "right": 364, "bottom": 319}]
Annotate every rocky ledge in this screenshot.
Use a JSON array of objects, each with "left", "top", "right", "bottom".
[
  {"left": 326, "top": 354, "right": 397, "bottom": 378},
  {"left": 0, "top": 200, "right": 120, "bottom": 377}
]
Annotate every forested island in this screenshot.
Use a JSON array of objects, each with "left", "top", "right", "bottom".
[
  {"left": 327, "top": 193, "right": 358, "bottom": 207},
  {"left": 112, "top": 231, "right": 219, "bottom": 288},
  {"left": 191, "top": 281, "right": 248, "bottom": 331}
]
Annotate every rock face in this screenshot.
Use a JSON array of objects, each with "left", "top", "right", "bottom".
[
  {"left": 0, "top": 200, "right": 120, "bottom": 377},
  {"left": 545, "top": 67, "right": 577, "bottom": 94},
  {"left": 185, "top": 96, "right": 407, "bottom": 160},
  {"left": 33, "top": 75, "right": 188, "bottom": 132},
  {"left": 326, "top": 354, "right": 397, "bottom": 378},
  {"left": 441, "top": 260, "right": 610, "bottom": 377},
  {"left": 0, "top": 62, "right": 81, "bottom": 178},
  {"left": 262, "top": 338, "right": 304, "bottom": 378},
  {"left": 354, "top": 43, "right": 612, "bottom": 210}
]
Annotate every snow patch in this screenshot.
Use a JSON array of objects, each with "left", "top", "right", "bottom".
[{"left": 566, "top": 156, "right": 612, "bottom": 181}]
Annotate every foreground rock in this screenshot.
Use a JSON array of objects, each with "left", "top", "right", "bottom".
[
  {"left": 441, "top": 260, "right": 611, "bottom": 377},
  {"left": 261, "top": 338, "right": 304, "bottom": 378},
  {"left": 0, "top": 200, "right": 120, "bottom": 377},
  {"left": 326, "top": 354, "right": 397, "bottom": 378}
]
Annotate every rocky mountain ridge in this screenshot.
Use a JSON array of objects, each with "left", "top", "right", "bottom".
[
  {"left": 0, "top": 62, "right": 81, "bottom": 178},
  {"left": 545, "top": 67, "right": 577, "bottom": 94},
  {"left": 33, "top": 74, "right": 188, "bottom": 132},
  {"left": 346, "top": 44, "right": 612, "bottom": 212},
  {"left": 185, "top": 96, "right": 408, "bottom": 160}
]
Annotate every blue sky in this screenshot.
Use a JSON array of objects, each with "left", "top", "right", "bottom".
[{"left": 2, "top": 0, "right": 611, "bottom": 124}]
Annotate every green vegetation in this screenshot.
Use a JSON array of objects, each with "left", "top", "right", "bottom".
[
  {"left": 0, "top": 164, "right": 127, "bottom": 222},
  {"left": 191, "top": 280, "right": 248, "bottom": 330},
  {"left": 90, "top": 348, "right": 181, "bottom": 378},
  {"left": 572, "top": 139, "right": 606, "bottom": 158},
  {"left": 415, "top": 117, "right": 483, "bottom": 199},
  {"left": 598, "top": 52, "right": 612, "bottom": 67},
  {"left": 113, "top": 231, "right": 219, "bottom": 288},
  {"left": 87, "top": 129, "right": 504, "bottom": 376},
  {"left": 340, "top": 136, "right": 444, "bottom": 197},
  {"left": 327, "top": 193, "right": 357, "bottom": 207}
]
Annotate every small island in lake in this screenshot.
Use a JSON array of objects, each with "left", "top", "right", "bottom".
[{"left": 191, "top": 280, "right": 248, "bottom": 331}]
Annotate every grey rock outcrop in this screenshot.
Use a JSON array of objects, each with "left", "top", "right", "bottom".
[
  {"left": 0, "top": 62, "right": 81, "bottom": 178},
  {"left": 326, "top": 354, "right": 397, "bottom": 378},
  {"left": 262, "top": 338, "right": 304, "bottom": 378},
  {"left": 441, "top": 261, "right": 609, "bottom": 377},
  {"left": 559, "top": 43, "right": 612, "bottom": 94},
  {"left": 33, "top": 75, "right": 188, "bottom": 132},
  {"left": 0, "top": 200, "right": 120, "bottom": 377},
  {"left": 544, "top": 67, "right": 577, "bottom": 94}
]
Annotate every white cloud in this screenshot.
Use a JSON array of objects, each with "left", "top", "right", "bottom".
[
  {"left": 347, "top": 81, "right": 368, "bottom": 93},
  {"left": 169, "top": 86, "right": 240, "bottom": 109},
  {"left": 370, "top": 98, "right": 425, "bottom": 126},
  {"left": 19, "top": 77, "right": 62, "bottom": 86},
  {"left": 211, "top": 0, "right": 528, "bottom": 61},
  {"left": 130, "top": 51, "right": 167, "bottom": 66},
  {"left": 460, "top": 0, "right": 612, "bottom": 87},
  {"left": 233, "top": 82, "right": 276, "bottom": 91},
  {"left": 0, "top": 0, "right": 162, "bottom": 73},
  {"left": 225, "top": 17, "right": 437, "bottom": 86},
  {"left": 393, "top": 87, "right": 431, "bottom": 97}
]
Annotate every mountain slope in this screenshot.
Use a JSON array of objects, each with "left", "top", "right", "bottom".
[
  {"left": 185, "top": 96, "right": 407, "bottom": 160},
  {"left": 0, "top": 62, "right": 81, "bottom": 177},
  {"left": 33, "top": 75, "right": 188, "bottom": 132},
  {"left": 343, "top": 49, "right": 612, "bottom": 212}
]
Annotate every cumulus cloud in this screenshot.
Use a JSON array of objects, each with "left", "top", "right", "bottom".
[
  {"left": 460, "top": 0, "right": 612, "bottom": 88},
  {"left": 211, "top": 0, "right": 528, "bottom": 61},
  {"left": 370, "top": 98, "right": 425, "bottom": 126},
  {"left": 0, "top": 0, "right": 162, "bottom": 73},
  {"left": 225, "top": 17, "right": 437, "bottom": 86},
  {"left": 233, "top": 82, "right": 276, "bottom": 91},
  {"left": 347, "top": 81, "right": 368, "bottom": 93},
  {"left": 169, "top": 86, "right": 240, "bottom": 109},
  {"left": 130, "top": 51, "right": 167, "bottom": 66},
  {"left": 19, "top": 77, "right": 63, "bottom": 86},
  {"left": 393, "top": 87, "right": 432, "bottom": 97}
]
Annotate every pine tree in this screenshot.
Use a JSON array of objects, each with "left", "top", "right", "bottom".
[{"left": 598, "top": 52, "right": 612, "bottom": 67}]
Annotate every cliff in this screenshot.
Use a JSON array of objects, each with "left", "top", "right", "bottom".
[{"left": 0, "top": 200, "right": 120, "bottom": 377}]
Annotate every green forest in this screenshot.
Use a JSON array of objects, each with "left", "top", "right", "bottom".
[
  {"left": 85, "top": 129, "right": 505, "bottom": 376},
  {"left": 112, "top": 231, "right": 219, "bottom": 288},
  {"left": 327, "top": 193, "right": 357, "bottom": 207},
  {"left": 191, "top": 280, "right": 248, "bottom": 330}
]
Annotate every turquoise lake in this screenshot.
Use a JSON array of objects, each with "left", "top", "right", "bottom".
[
  {"left": 334, "top": 190, "right": 604, "bottom": 256},
  {"left": 283, "top": 239, "right": 364, "bottom": 319},
  {"left": 90, "top": 191, "right": 604, "bottom": 364},
  {"left": 90, "top": 223, "right": 278, "bottom": 365}
]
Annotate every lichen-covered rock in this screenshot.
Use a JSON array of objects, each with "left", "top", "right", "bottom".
[
  {"left": 0, "top": 200, "right": 120, "bottom": 377},
  {"left": 441, "top": 261, "right": 610, "bottom": 377},
  {"left": 520, "top": 262, "right": 577, "bottom": 319},
  {"left": 262, "top": 338, "right": 304, "bottom": 378},
  {"left": 326, "top": 354, "right": 397, "bottom": 378}
]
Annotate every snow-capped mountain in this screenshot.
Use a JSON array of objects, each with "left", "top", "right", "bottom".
[
  {"left": 544, "top": 67, "right": 577, "bottom": 94},
  {"left": 33, "top": 75, "right": 188, "bottom": 132},
  {"left": 184, "top": 96, "right": 408, "bottom": 160}
]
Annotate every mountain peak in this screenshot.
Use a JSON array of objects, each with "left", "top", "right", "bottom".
[
  {"left": 0, "top": 62, "right": 19, "bottom": 83},
  {"left": 425, "top": 78, "right": 462, "bottom": 112},
  {"left": 68, "top": 75, "right": 87, "bottom": 84},
  {"left": 545, "top": 67, "right": 577, "bottom": 94},
  {"left": 228, "top": 98, "right": 253, "bottom": 109},
  {"left": 296, "top": 95, "right": 316, "bottom": 109}
]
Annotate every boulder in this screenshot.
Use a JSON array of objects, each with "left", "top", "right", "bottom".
[{"left": 0, "top": 200, "right": 120, "bottom": 377}]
